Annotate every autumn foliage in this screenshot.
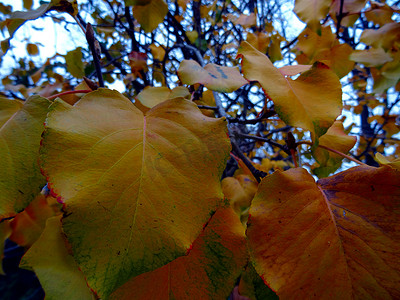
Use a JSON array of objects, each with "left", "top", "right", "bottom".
[{"left": 0, "top": 0, "right": 400, "bottom": 299}]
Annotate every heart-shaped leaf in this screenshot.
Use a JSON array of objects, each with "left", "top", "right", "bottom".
[{"left": 40, "top": 88, "right": 231, "bottom": 297}]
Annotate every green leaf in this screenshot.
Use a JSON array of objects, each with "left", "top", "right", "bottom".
[
  {"left": 40, "top": 88, "right": 231, "bottom": 298},
  {"left": 20, "top": 216, "right": 95, "bottom": 300},
  {"left": 65, "top": 47, "right": 84, "bottom": 78},
  {"left": 238, "top": 41, "right": 342, "bottom": 139},
  {"left": 0, "top": 96, "right": 50, "bottom": 219}
]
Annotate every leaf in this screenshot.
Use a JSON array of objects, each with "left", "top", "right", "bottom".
[
  {"left": 135, "top": 86, "right": 190, "bottom": 112},
  {"left": 109, "top": 206, "right": 247, "bottom": 300},
  {"left": 312, "top": 121, "right": 357, "bottom": 177},
  {"left": 26, "top": 43, "right": 39, "bottom": 56},
  {"left": 6, "top": 0, "right": 78, "bottom": 38},
  {"left": 360, "top": 22, "right": 400, "bottom": 51},
  {"left": 0, "top": 96, "right": 23, "bottom": 127},
  {"left": 293, "top": 0, "right": 331, "bottom": 33},
  {"left": 0, "top": 95, "right": 50, "bottom": 219},
  {"left": 9, "top": 190, "right": 61, "bottom": 248},
  {"left": 375, "top": 153, "right": 400, "bottom": 170},
  {"left": 350, "top": 48, "right": 393, "bottom": 67},
  {"left": 178, "top": 60, "right": 248, "bottom": 93},
  {"left": 40, "top": 88, "right": 231, "bottom": 298},
  {"left": 238, "top": 263, "right": 278, "bottom": 300},
  {"left": 132, "top": 0, "right": 168, "bottom": 32},
  {"left": 295, "top": 27, "right": 354, "bottom": 78},
  {"left": 221, "top": 174, "right": 258, "bottom": 214},
  {"left": 238, "top": 41, "right": 342, "bottom": 139},
  {"left": 20, "top": 216, "right": 95, "bottom": 300},
  {"left": 65, "top": 47, "right": 84, "bottom": 78},
  {"left": 247, "top": 166, "right": 400, "bottom": 299}
]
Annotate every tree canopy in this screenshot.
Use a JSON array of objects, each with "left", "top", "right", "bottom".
[{"left": 0, "top": 0, "right": 400, "bottom": 299}]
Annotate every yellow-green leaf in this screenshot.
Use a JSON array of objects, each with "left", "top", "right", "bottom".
[
  {"left": 110, "top": 206, "right": 247, "bottom": 300},
  {"left": 178, "top": 60, "right": 248, "bottom": 93},
  {"left": 312, "top": 121, "right": 357, "bottom": 177},
  {"left": 40, "top": 88, "right": 231, "bottom": 298},
  {"left": 238, "top": 41, "right": 342, "bottom": 139},
  {"left": 0, "top": 96, "right": 50, "bottom": 218},
  {"left": 0, "top": 96, "right": 23, "bottom": 127},
  {"left": 65, "top": 47, "right": 84, "bottom": 78},
  {"left": 20, "top": 216, "right": 95, "bottom": 300},
  {"left": 375, "top": 153, "right": 400, "bottom": 170},
  {"left": 132, "top": 0, "right": 168, "bottom": 32},
  {"left": 247, "top": 166, "right": 400, "bottom": 299},
  {"left": 294, "top": 0, "right": 331, "bottom": 33}
]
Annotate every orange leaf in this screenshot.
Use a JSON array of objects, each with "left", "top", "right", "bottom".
[
  {"left": 247, "top": 166, "right": 400, "bottom": 299},
  {"left": 178, "top": 60, "right": 248, "bottom": 93},
  {"left": 9, "top": 191, "right": 60, "bottom": 248},
  {"left": 40, "top": 88, "right": 231, "bottom": 298},
  {"left": 293, "top": 0, "right": 331, "bottom": 33},
  {"left": 109, "top": 206, "right": 247, "bottom": 300}
]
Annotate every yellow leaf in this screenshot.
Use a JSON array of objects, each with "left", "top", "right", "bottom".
[
  {"left": 350, "top": 48, "right": 393, "bottom": 67},
  {"left": 294, "top": 0, "right": 331, "bottom": 33},
  {"left": 40, "top": 88, "right": 231, "bottom": 298},
  {"left": 360, "top": 22, "right": 400, "bottom": 51},
  {"left": 20, "top": 216, "right": 95, "bottom": 300},
  {"left": 375, "top": 153, "right": 400, "bottom": 170},
  {"left": 222, "top": 174, "right": 258, "bottom": 214},
  {"left": 150, "top": 44, "right": 165, "bottom": 61},
  {"left": 178, "top": 60, "right": 248, "bottom": 93},
  {"left": 247, "top": 166, "right": 400, "bottom": 299},
  {"left": 132, "top": 0, "right": 168, "bottom": 32},
  {"left": 0, "top": 96, "right": 50, "bottom": 218},
  {"left": 135, "top": 86, "right": 190, "bottom": 112},
  {"left": 238, "top": 41, "right": 342, "bottom": 139},
  {"left": 312, "top": 121, "right": 357, "bottom": 177}
]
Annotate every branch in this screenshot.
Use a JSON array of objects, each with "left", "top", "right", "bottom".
[{"left": 85, "top": 23, "right": 105, "bottom": 87}]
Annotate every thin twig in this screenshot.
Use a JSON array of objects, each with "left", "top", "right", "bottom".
[
  {"left": 47, "top": 90, "right": 92, "bottom": 100},
  {"left": 298, "top": 141, "right": 368, "bottom": 166}
]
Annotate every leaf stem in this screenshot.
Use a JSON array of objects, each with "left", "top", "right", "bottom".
[
  {"left": 298, "top": 141, "right": 368, "bottom": 166},
  {"left": 47, "top": 90, "right": 92, "bottom": 100}
]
